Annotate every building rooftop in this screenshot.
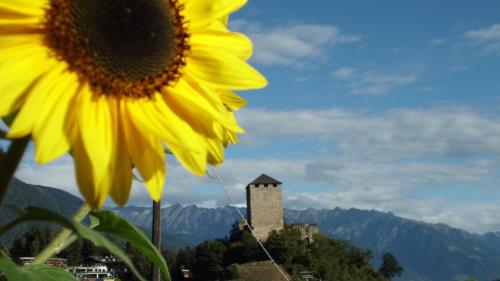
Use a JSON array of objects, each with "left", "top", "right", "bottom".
[{"left": 248, "top": 174, "right": 282, "bottom": 185}]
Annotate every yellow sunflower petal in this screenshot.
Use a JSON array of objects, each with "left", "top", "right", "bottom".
[
  {"left": 122, "top": 104, "right": 165, "bottom": 201},
  {"left": 169, "top": 144, "right": 206, "bottom": 176},
  {"left": 0, "top": 35, "right": 42, "bottom": 50},
  {"left": 218, "top": 90, "right": 248, "bottom": 111},
  {"left": 0, "top": 0, "right": 45, "bottom": 17},
  {"left": 184, "top": 0, "right": 247, "bottom": 30},
  {"left": 206, "top": 137, "right": 224, "bottom": 166},
  {"left": 73, "top": 133, "right": 111, "bottom": 210},
  {"left": 8, "top": 62, "right": 66, "bottom": 138},
  {"left": 0, "top": 18, "right": 41, "bottom": 25},
  {"left": 219, "top": 15, "right": 229, "bottom": 26},
  {"left": 0, "top": 8, "right": 38, "bottom": 19},
  {"left": 109, "top": 146, "right": 133, "bottom": 206},
  {"left": 125, "top": 94, "right": 205, "bottom": 150},
  {"left": 0, "top": 45, "right": 54, "bottom": 116},
  {"left": 215, "top": 114, "right": 240, "bottom": 147},
  {"left": 162, "top": 90, "right": 212, "bottom": 136},
  {"left": 126, "top": 94, "right": 207, "bottom": 176},
  {"left": 228, "top": 130, "right": 239, "bottom": 144},
  {"left": 190, "top": 22, "right": 253, "bottom": 60},
  {"left": 0, "top": 39, "right": 45, "bottom": 61},
  {"left": 109, "top": 107, "right": 133, "bottom": 206},
  {"left": 186, "top": 45, "right": 267, "bottom": 90},
  {"left": 76, "top": 85, "right": 115, "bottom": 185},
  {"left": 32, "top": 70, "right": 79, "bottom": 164},
  {"left": 167, "top": 78, "right": 244, "bottom": 132}
]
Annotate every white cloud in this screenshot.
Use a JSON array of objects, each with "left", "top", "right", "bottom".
[
  {"left": 332, "top": 67, "right": 355, "bottom": 80},
  {"left": 350, "top": 73, "right": 417, "bottom": 95},
  {"left": 430, "top": 37, "right": 448, "bottom": 46},
  {"left": 238, "top": 107, "right": 500, "bottom": 158},
  {"left": 463, "top": 24, "right": 500, "bottom": 55},
  {"left": 464, "top": 24, "right": 500, "bottom": 41},
  {"left": 230, "top": 20, "right": 361, "bottom": 68},
  {"left": 414, "top": 202, "right": 500, "bottom": 234},
  {"left": 329, "top": 67, "right": 417, "bottom": 95},
  {"left": 16, "top": 152, "right": 80, "bottom": 197}
]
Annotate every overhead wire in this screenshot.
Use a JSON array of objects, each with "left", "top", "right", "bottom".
[{"left": 207, "top": 166, "right": 291, "bottom": 281}]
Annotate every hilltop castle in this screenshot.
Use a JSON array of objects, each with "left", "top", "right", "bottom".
[{"left": 246, "top": 174, "right": 318, "bottom": 242}]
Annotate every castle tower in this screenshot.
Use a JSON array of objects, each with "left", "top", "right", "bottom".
[{"left": 246, "top": 174, "right": 284, "bottom": 241}]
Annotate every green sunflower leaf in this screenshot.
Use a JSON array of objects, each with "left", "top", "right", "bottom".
[
  {"left": 0, "top": 207, "right": 147, "bottom": 281},
  {"left": 0, "top": 250, "right": 77, "bottom": 281},
  {"left": 90, "top": 210, "right": 172, "bottom": 281}
]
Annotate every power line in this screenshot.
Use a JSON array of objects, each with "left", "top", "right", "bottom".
[{"left": 207, "top": 167, "right": 290, "bottom": 281}]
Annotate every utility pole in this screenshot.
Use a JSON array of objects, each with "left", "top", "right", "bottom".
[{"left": 152, "top": 199, "right": 161, "bottom": 281}]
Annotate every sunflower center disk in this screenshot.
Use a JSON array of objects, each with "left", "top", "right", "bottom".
[
  {"left": 45, "top": 0, "right": 188, "bottom": 97},
  {"left": 70, "top": 0, "right": 176, "bottom": 81}
]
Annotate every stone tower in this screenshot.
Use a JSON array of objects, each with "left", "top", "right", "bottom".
[{"left": 246, "top": 174, "right": 284, "bottom": 241}]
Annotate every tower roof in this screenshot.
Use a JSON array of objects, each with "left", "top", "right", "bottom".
[{"left": 248, "top": 174, "right": 282, "bottom": 185}]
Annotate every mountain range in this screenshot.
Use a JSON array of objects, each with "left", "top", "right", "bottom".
[{"left": 2, "top": 178, "right": 500, "bottom": 281}]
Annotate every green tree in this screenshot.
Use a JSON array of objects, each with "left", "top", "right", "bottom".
[
  {"left": 9, "top": 227, "right": 56, "bottom": 260},
  {"left": 174, "top": 246, "right": 196, "bottom": 281},
  {"left": 379, "top": 252, "right": 403, "bottom": 280},
  {"left": 176, "top": 246, "right": 195, "bottom": 269},
  {"left": 162, "top": 248, "right": 177, "bottom": 272},
  {"left": 348, "top": 247, "right": 373, "bottom": 268},
  {"left": 122, "top": 241, "right": 151, "bottom": 281},
  {"left": 265, "top": 226, "right": 306, "bottom": 267},
  {"left": 228, "top": 220, "right": 245, "bottom": 243},
  {"left": 224, "top": 231, "right": 265, "bottom": 265},
  {"left": 192, "top": 240, "right": 227, "bottom": 280},
  {"left": 60, "top": 237, "right": 83, "bottom": 265}
]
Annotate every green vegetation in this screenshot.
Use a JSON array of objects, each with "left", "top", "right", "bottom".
[
  {"left": 172, "top": 225, "right": 393, "bottom": 281},
  {"left": 5, "top": 225, "right": 402, "bottom": 281},
  {"left": 8, "top": 227, "right": 112, "bottom": 264},
  {"left": 6, "top": 227, "right": 169, "bottom": 281},
  {"left": 378, "top": 252, "right": 403, "bottom": 280}
]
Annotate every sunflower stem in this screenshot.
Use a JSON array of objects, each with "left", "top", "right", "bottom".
[
  {"left": 0, "top": 136, "right": 30, "bottom": 206},
  {"left": 33, "top": 204, "right": 90, "bottom": 265}
]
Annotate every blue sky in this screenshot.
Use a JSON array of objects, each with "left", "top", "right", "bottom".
[{"left": 4, "top": 0, "right": 500, "bottom": 233}]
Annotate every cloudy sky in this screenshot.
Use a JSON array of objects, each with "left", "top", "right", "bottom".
[{"left": 3, "top": 0, "right": 500, "bottom": 234}]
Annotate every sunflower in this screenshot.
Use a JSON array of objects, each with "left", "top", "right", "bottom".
[{"left": 0, "top": 0, "right": 266, "bottom": 209}]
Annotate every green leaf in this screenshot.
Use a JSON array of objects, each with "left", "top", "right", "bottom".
[
  {"left": 0, "top": 251, "right": 77, "bottom": 281},
  {"left": 0, "top": 207, "right": 147, "bottom": 281},
  {"left": 91, "top": 211, "right": 172, "bottom": 281}
]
